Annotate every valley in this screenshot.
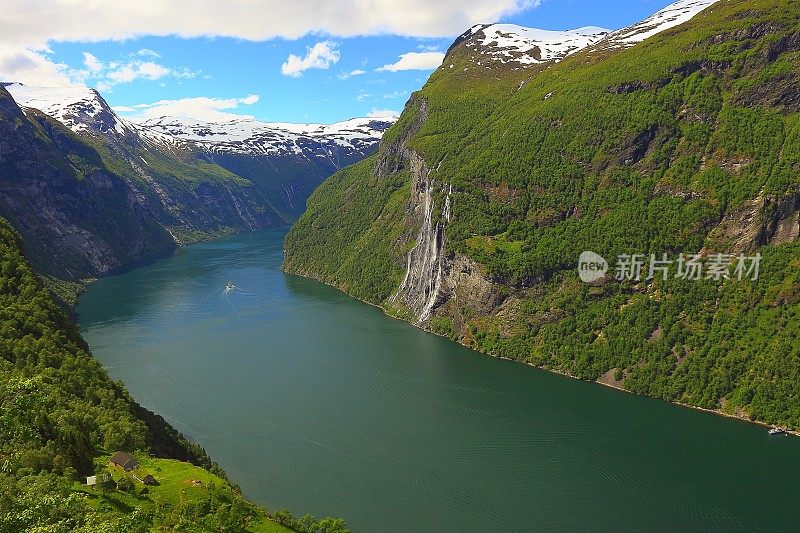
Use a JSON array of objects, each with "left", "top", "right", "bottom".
[
  {"left": 1, "top": 0, "right": 799, "bottom": 530},
  {"left": 0, "top": 82, "right": 393, "bottom": 279},
  {"left": 77, "top": 229, "right": 800, "bottom": 532}
]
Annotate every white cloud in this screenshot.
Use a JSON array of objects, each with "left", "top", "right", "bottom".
[
  {"left": 377, "top": 51, "right": 445, "bottom": 72},
  {"left": 281, "top": 41, "right": 340, "bottom": 77},
  {"left": 367, "top": 108, "right": 400, "bottom": 119},
  {"left": 173, "top": 67, "right": 201, "bottom": 79},
  {"left": 0, "top": 42, "right": 196, "bottom": 91},
  {"left": 83, "top": 52, "right": 102, "bottom": 72},
  {"left": 0, "top": 44, "right": 74, "bottom": 86},
  {"left": 337, "top": 68, "right": 366, "bottom": 80},
  {"left": 0, "top": 1, "right": 541, "bottom": 89},
  {"left": 134, "top": 48, "right": 161, "bottom": 58},
  {"left": 355, "top": 90, "right": 371, "bottom": 102},
  {"left": 382, "top": 90, "right": 408, "bottom": 99},
  {"left": 105, "top": 60, "right": 170, "bottom": 83},
  {"left": 88, "top": 54, "right": 198, "bottom": 91},
  {"left": 0, "top": 1, "right": 541, "bottom": 90},
  {"left": 116, "top": 94, "right": 260, "bottom": 121},
  {"left": 417, "top": 44, "right": 442, "bottom": 52},
  {"left": 137, "top": 62, "right": 170, "bottom": 79},
  {"left": 0, "top": 1, "right": 540, "bottom": 48}
]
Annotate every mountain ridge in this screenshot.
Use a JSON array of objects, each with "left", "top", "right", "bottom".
[
  {"left": 444, "top": 0, "right": 721, "bottom": 72},
  {"left": 0, "top": 82, "right": 393, "bottom": 280},
  {"left": 6, "top": 82, "right": 392, "bottom": 149}
]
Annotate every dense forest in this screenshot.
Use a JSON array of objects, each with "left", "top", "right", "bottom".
[
  {"left": 285, "top": 0, "right": 800, "bottom": 428},
  {"left": 0, "top": 217, "right": 348, "bottom": 532}
]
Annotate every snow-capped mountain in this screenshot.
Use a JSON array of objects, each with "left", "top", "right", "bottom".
[
  {"left": 4, "top": 83, "right": 134, "bottom": 136},
  {"left": 451, "top": 25, "right": 610, "bottom": 67},
  {"left": 4, "top": 83, "right": 394, "bottom": 160},
  {"left": 134, "top": 115, "right": 394, "bottom": 157},
  {"left": 604, "top": 0, "right": 720, "bottom": 48},
  {"left": 448, "top": 0, "right": 719, "bottom": 69}
]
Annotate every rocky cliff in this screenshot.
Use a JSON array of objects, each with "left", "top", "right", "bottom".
[
  {"left": 0, "top": 86, "right": 175, "bottom": 278},
  {"left": 0, "top": 84, "right": 391, "bottom": 279}
]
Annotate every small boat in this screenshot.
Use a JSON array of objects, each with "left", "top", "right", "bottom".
[
  {"left": 768, "top": 428, "right": 786, "bottom": 436},
  {"left": 224, "top": 281, "right": 235, "bottom": 292}
]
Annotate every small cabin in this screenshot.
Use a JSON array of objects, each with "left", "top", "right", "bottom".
[
  {"left": 142, "top": 474, "right": 157, "bottom": 486},
  {"left": 86, "top": 475, "right": 97, "bottom": 486},
  {"left": 109, "top": 451, "right": 139, "bottom": 471}
]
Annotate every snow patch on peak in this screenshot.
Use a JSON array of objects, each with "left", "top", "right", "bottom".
[
  {"left": 460, "top": 24, "right": 610, "bottom": 66},
  {"left": 453, "top": 0, "right": 718, "bottom": 69},
  {"left": 604, "top": 0, "right": 720, "bottom": 48},
  {"left": 5, "top": 83, "right": 132, "bottom": 136},
  {"left": 133, "top": 115, "right": 394, "bottom": 155},
  {"left": 3, "top": 83, "right": 394, "bottom": 157}
]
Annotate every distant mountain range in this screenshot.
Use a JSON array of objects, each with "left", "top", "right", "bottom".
[
  {"left": 136, "top": 115, "right": 391, "bottom": 156},
  {"left": 0, "top": 82, "right": 393, "bottom": 278},
  {"left": 6, "top": 83, "right": 392, "bottom": 158}
]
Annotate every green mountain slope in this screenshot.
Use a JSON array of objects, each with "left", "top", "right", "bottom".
[
  {"left": 0, "top": 217, "right": 348, "bottom": 532},
  {"left": 285, "top": 0, "right": 800, "bottom": 427}
]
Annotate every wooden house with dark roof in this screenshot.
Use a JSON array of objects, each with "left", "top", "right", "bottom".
[{"left": 109, "top": 451, "right": 139, "bottom": 471}]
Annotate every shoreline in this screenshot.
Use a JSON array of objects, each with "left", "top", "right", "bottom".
[
  {"left": 77, "top": 233, "right": 797, "bottom": 438},
  {"left": 282, "top": 263, "right": 798, "bottom": 437}
]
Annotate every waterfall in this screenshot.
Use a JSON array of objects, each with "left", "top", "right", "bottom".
[{"left": 393, "top": 163, "right": 452, "bottom": 323}]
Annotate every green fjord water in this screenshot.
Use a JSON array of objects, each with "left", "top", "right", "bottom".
[{"left": 77, "top": 229, "right": 800, "bottom": 532}]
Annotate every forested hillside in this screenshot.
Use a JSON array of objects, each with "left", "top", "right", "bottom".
[
  {"left": 0, "top": 217, "right": 347, "bottom": 532},
  {"left": 285, "top": 0, "right": 800, "bottom": 428}
]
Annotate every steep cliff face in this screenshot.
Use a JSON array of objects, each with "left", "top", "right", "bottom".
[
  {"left": 391, "top": 165, "right": 451, "bottom": 323},
  {"left": 383, "top": 126, "right": 507, "bottom": 330},
  {"left": 284, "top": 0, "right": 800, "bottom": 429},
  {"left": 369, "top": 97, "right": 447, "bottom": 321},
  {"left": 0, "top": 87, "right": 175, "bottom": 278},
  {"left": 705, "top": 190, "right": 800, "bottom": 253}
]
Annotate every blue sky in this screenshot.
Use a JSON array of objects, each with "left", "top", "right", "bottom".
[{"left": 1, "top": 0, "right": 679, "bottom": 124}]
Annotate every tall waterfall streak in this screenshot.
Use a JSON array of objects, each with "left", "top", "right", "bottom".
[
  {"left": 418, "top": 184, "right": 453, "bottom": 322},
  {"left": 393, "top": 177, "right": 433, "bottom": 296},
  {"left": 443, "top": 184, "right": 453, "bottom": 221},
  {"left": 227, "top": 188, "right": 255, "bottom": 231},
  {"left": 284, "top": 184, "right": 296, "bottom": 211},
  {"left": 397, "top": 251, "right": 413, "bottom": 292},
  {"left": 394, "top": 173, "right": 453, "bottom": 324},
  {"left": 161, "top": 224, "right": 182, "bottom": 245}
]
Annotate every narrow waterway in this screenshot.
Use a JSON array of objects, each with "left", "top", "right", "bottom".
[{"left": 77, "top": 229, "right": 800, "bottom": 532}]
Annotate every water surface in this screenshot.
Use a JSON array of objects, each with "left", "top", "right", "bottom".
[{"left": 78, "top": 229, "right": 800, "bottom": 532}]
